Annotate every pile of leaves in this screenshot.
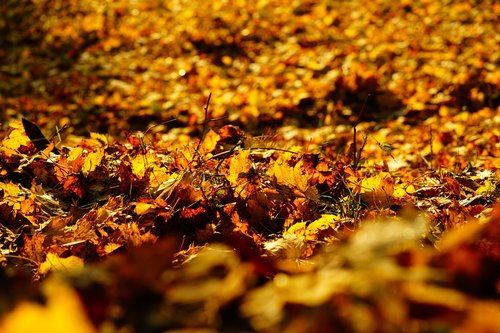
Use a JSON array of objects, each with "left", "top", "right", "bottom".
[{"left": 0, "top": 0, "right": 499, "bottom": 332}]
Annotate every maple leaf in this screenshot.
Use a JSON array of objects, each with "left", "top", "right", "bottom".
[{"left": 267, "top": 158, "right": 309, "bottom": 193}]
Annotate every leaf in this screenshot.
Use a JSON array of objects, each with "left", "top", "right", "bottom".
[
  {"left": 285, "top": 214, "right": 341, "bottom": 241},
  {"left": 360, "top": 172, "right": 394, "bottom": 204},
  {"left": 82, "top": 148, "right": 104, "bottom": 176},
  {"left": 1, "top": 120, "right": 31, "bottom": 151},
  {"left": 0, "top": 181, "right": 24, "bottom": 211},
  {"left": 0, "top": 276, "right": 96, "bottom": 333},
  {"left": 134, "top": 201, "right": 156, "bottom": 215},
  {"left": 306, "top": 214, "right": 341, "bottom": 238},
  {"left": 268, "top": 158, "right": 310, "bottom": 193},
  {"left": 227, "top": 149, "right": 251, "bottom": 187},
  {"left": 476, "top": 180, "right": 494, "bottom": 195},
  {"left": 199, "top": 129, "right": 220, "bottom": 156},
  {"left": 21, "top": 118, "right": 59, "bottom": 154},
  {"left": 39, "top": 252, "right": 84, "bottom": 275},
  {"left": 131, "top": 153, "right": 156, "bottom": 179}
]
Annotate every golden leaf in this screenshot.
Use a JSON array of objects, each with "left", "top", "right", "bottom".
[
  {"left": 89, "top": 132, "right": 108, "bottom": 146},
  {"left": 134, "top": 201, "right": 156, "bottom": 215},
  {"left": 148, "top": 165, "right": 169, "bottom": 188},
  {"left": 267, "top": 158, "right": 310, "bottom": 193},
  {"left": 119, "top": 222, "right": 157, "bottom": 247},
  {"left": 0, "top": 182, "right": 24, "bottom": 211},
  {"left": 307, "top": 214, "right": 341, "bottom": 233},
  {"left": 227, "top": 149, "right": 251, "bottom": 187},
  {"left": 131, "top": 153, "right": 157, "bottom": 179},
  {"left": 39, "top": 253, "right": 84, "bottom": 275},
  {"left": 199, "top": 129, "right": 220, "bottom": 156},
  {"left": 476, "top": 180, "right": 494, "bottom": 195},
  {"left": 67, "top": 147, "right": 83, "bottom": 161},
  {"left": 1, "top": 120, "right": 31, "bottom": 151},
  {"left": 285, "top": 222, "right": 307, "bottom": 237},
  {"left": 360, "top": 172, "right": 394, "bottom": 203},
  {"left": 0, "top": 277, "right": 96, "bottom": 333},
  {"left": 0, "top": 181, "right": 22, "bottom": 197},
  {"left": 286, "top": 214, "right": 341, "bottom": 241},
  {"left": 82, "top": 148, "right": 104, "bottom": 176}
]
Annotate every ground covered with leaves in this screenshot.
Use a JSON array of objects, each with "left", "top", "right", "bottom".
[{"left": 1, "top": 0, "right": 499, "bottom": 332}]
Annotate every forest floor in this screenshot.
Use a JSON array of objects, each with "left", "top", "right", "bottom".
[{"left": 0, "top": 1, "right": 499, "bottom": 332}]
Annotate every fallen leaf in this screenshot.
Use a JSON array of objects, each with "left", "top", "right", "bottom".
[
  {"left": 39, "top": 252, "right": 84, "bottom": 275},
  {"left": 0, "top": 276, "right": 96, "bottom": 333}
]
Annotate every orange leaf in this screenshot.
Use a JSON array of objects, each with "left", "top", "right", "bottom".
[{"left": 199, "top": 129, "right": 220, "bottom": 156}]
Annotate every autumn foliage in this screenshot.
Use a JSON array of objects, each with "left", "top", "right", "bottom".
[{"left": 0, "top": 0, "right": 499, "bottom": 332}]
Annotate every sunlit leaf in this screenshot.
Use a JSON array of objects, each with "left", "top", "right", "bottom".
[
  {"left": 82, "top": 148, "right": 104, "bottom": 176},
  {"left": 0, "top": 277, "right": 96, "bottom": 333},
  {"left": 199, "top": 129, "right": 220, "bottom": 156},
  {"left": 2, "top": 120, "right": 31, "bottom": 151},
  {"left": 39, "top": 252, "right": 84, "bottom": 275},
  {"left": 268, "top": 158, "right": 310, "bottom": 193},
  {"left": 227, "top": 149, "right": 251, "bottom": 187}
]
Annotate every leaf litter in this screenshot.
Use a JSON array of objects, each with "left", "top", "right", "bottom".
[{"left": 0, "top": 0, "right": 499, "bottom": 332}]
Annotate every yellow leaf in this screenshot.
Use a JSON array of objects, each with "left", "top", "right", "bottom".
[
  {"left": 0, "top": 181, "right": 22, "bottom": 197},
  {"left": 0, "top": 182, "right": 23, "bottom": 211},
  {"left": 476, "top": 180, "right": 494, "bottom": 194},
  {"left": 148, "top": 165, "right": 169, "bottom": 188},
  {"left": 199, "top": 129, "right": 220, "bottom": 156},
  {"left": 131, "top": 153, "right": 157, "bottom": 179},
  {"left": 103, "top": 242, "right": 122, "bottom": 255},
  {"left": 268, "top": 158, "right": 310, "bottom": 193},
  {"left": 2, "top": 121, "right": 31, "bottom": 150},
  {"left": 89, "top": 132, "right": 108, "bottom": 146},
  {"left": 307, "top": 214, "right": 340, "bottom": 233},
  {"left": 0, "top": 276, "right": 96, "bottom": 333},
  {"left": 227, "top": 149, "right": 251, "bottom": 186},
  {"left": 82, "top": 148, "right": 104, "bottom": 176},
  {"left": 393, "top": 184, "right": 416, "bottom": 199},
  {"left": 68, "top": 147, "right": 83, "bottom": 161},
  {"left": 360, "top": 173, "right": 394, "bottom": 203},
  {"left": 286, "top": 215, "right": 341, "bottom": 241},
  {"left": 392, "top": 185, "right": 406, "bottom": 199},
  {"left": 285, "top": 221, "right": 307, "bottom": 237},
  {"left": 39, "top": 253, "right": 84, "bottom": 275},
  {"left": 134, "top": 202, "right": 156, "bottom": 215}
]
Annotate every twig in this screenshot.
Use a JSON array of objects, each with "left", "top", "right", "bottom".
[
  {"left": 352, "top": 94, "right": 370, "bottom": 170},
  {"left": 4, "top": 255, "right": 38, "bottom": 266},
  {"left": 193, "top": 92, "right": 212, "bottom": 163}
]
